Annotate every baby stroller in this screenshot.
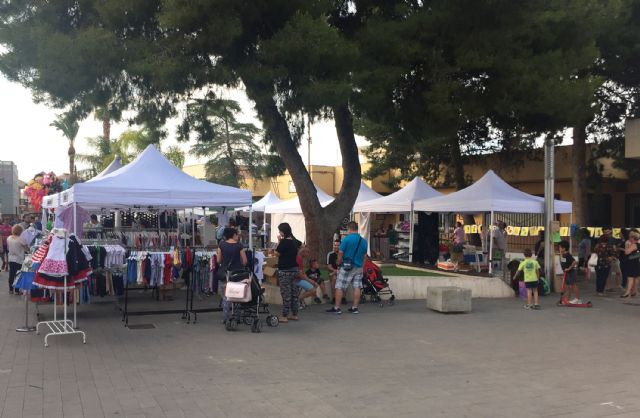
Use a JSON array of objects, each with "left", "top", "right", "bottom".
[
  {"left": 225, "top": 270, "right": 279, "bottom": 332},
  {"left": 361, "top": 259, "right": 395, "bottom": 307}
]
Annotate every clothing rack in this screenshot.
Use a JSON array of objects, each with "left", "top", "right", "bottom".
[
  {"left": 121, "top": 247, "right": 222, "bottom": 326},
  {"left": 184, "top": 250, "right": 222, "bottom": 324},
  {"left": 35, "top": 229, "right": 87, "bottom": 347}
]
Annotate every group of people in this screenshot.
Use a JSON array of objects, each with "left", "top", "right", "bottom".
[
  {"left": 275, "top": 221, "right": 368, "bottom": 322},
  {"left": 516, "top": 226, "right": 640, "bottom": 310}
]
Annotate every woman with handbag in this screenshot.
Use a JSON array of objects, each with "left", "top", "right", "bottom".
[
  {"left": 593, "top": 236, "right": 616, "bottom": 296},
  {"left": 621, "top": 230, "right": 640, "bottom": 298},
  {"left": 275, "top": 223, "right": 301, "bottom": 323},
  {"left": 216, "top": 227, "right": 247, "bottom": 324}
]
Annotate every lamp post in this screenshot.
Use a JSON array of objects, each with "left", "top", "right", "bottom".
[{"left": 544, "top": 137, "right": 555, "bottom": 289}]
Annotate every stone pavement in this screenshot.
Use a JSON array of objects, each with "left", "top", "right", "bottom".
[{"left": 1, "top": 271, "right": 640, "bottom": 418}]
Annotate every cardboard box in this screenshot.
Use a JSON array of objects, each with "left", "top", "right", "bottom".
[
  {"left": 263, "top": 266, "right": 277, "bottom": 277},
  {"left": 265, "top": 257, "right": 278, "bottom": 268},
  {"left": 265, "top": 275, "right": 279, "bottom": 286}
]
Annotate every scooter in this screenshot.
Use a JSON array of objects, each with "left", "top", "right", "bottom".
[{"left": 557, "top": 272, "right": 592, "bottom": 308}]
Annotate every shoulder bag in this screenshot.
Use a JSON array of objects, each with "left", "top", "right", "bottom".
[{"left": 342, "top": 236, "right": 363, "bottom": 272}]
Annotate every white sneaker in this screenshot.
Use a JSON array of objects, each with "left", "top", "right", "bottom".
[
  {"left": 569, "top": 298, "right": 579, "bottom": 304},
  {"left": 523, "top": 304, "right": 531, "bottom": 310}
]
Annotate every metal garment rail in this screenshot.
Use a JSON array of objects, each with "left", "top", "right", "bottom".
[{"left": 121, "top": 254, "right": 222, "bottom": 327}]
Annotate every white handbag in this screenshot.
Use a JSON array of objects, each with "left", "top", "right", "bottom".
[
  {"left": 587, "top": 253, "right": 598, "bottom": 268},
  {"left": 225, "top": 279, "right": 252, "bottom": 302}
]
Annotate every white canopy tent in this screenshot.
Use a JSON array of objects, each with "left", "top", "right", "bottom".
[
  {"left": 351, "top": 183, "right": 382, "bottom": 253},
  {"left": 236, "top": 191, "right": 283, "bottom": 246},
  {"left": 44, "top": 145, "right": 252, "bottom": 245},
  {"left": 413, "top": 170, "right": 573, "bottom": 274},
  {"left": 265, "top": 185, "right": 334, "bottom": 243},
  {"left": 413, "top": 170, "right": 572, "bottom": 214},
  {"left": 92, "top": 155, "right": 124, "bottom": 180},
  {"left": 352, "top": 177, "right": 442, "bottom": 261},
  {"left": 236, "top": 191, "right": 282, "bottom": 212},
  {"left": 265, "top": 182, "right": 382, "bottom": 244}
]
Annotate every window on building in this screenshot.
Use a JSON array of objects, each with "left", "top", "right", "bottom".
[
  {"left": 626, "top": 194, "right": 640, "bottom": 227},
  {"left": 587, "top": 193, "right": 612, "bottom": 226}
]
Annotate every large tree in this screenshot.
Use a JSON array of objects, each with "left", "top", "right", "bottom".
[
  {"left": 0, "top": 0, "right": 363, "bottom": 259},
  {"left": 353, "top": 1, "right": 608, "bottom": 191}
]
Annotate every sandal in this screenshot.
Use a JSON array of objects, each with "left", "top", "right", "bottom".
[
  {"left": 278, "top": 316, "right": 289, "bottom": 323},
  {"left": 288, "top": 315, "right": 299, "bottom": 321}
]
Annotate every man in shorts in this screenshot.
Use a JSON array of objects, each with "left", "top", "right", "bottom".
[{"left": 326, "top": 221, "right": 368, "bottom": 315}]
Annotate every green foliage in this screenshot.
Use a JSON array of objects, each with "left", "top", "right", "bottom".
[
  {"left": 178, "top": 96, "right": 270, "bottom": 187},
  {"left": 352, "top": 0, "right": 610, "bottom": 186}
]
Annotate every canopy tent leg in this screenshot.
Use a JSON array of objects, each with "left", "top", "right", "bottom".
[
  {"left": 202, "top": 206, "right": 207, "bottom": 247},
  {"left": 263, "top": 213, "right": 267, "bottom": 248},
  {"left": 569, "top": 212, "right": 573, "bottom": 253},
  {"left": 409, "top": 202, "right": 414, "bottom": 263},
  {"left": 72, "top": 203, "right": 77, "bottom": 235},
  {"left": 249, "top": 205, "right": 253, "bottom": 251},
  {"left": 489, "top": 211, "right": 494, "bottom": 275},
  {"left": 192, "top": 208, "right": 196, "bottom": 247}
]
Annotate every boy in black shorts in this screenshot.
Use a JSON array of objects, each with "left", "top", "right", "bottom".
[
  {"left": 559, "top": 241, "right": 580, "bottom": 303},
  {"left": 306, "top": 259, "right": 329, "bottom": 303}
]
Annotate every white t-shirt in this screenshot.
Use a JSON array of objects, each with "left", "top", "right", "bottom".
[
  {"left": 7, "top": 235, "right": 27, "bottom": 264},
  {"left": 253, "top": 251, "right": 265, "bottom": 282}
]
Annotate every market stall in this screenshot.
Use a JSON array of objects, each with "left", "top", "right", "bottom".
[
  {"left": 28, "top": 145, "right": 253, "bottom": 339},
  {"left": 353, "top": 177, "right": 443, "bottom": 262},
  {"left": 413, "top": 170, "right": 573, "bottom": 273}
]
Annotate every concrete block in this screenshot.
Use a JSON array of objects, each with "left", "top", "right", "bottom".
[{"left": 426, "top": 286, "right": 472, "bottom": 313}]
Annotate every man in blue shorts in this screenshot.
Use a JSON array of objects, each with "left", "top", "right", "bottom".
[{"left": 326, "top": 221, "right": 368, "bottom": 315}]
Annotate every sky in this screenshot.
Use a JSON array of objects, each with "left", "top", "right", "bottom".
[{"left": 0, "top": 74, "right": 364, "bottom": 182}]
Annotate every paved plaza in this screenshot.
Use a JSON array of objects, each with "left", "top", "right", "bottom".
[{"left": 1, "top": 272, "right": 640, "bottom": 418}]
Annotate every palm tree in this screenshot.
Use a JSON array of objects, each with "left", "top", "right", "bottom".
[{"left": 50, "top": 113, "right": 80, "bottom": 185}]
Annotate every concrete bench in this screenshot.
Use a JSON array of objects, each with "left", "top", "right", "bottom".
[{"left": 426, "top": 286, "right": 472, "bottom": 313}]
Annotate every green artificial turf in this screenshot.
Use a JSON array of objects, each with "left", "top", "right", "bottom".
[{"left": 380, "top": 266, "right": 444, "bottom": 277}]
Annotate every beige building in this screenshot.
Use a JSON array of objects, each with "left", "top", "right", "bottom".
[{"left": 183, "top": 143, "right": 640, "bottom": 227}]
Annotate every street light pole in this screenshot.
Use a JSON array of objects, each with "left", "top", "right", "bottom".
[{"left": 544, "top": 137, "right": 555, "bottom": 289}]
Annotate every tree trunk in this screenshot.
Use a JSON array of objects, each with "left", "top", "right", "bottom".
[
  {"left": 223, "top": 118, "right": 240, "bottom": 186},
  {"left": 102, "top": 114, "right": 111, "bottom": 142},
  {"left": 572, "top": 123, "right": 588, "bottom": 226},
  {"left": 449, "top": 137, "right": 467, "bottom": 190},
  {"left": 244, "top": 80, "right": 361, "bottom": 261},
  {"left": 68, "top": 142, "right": 75, "bottom": 185}
]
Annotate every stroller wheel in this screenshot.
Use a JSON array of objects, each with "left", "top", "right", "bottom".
[
  {"left": 243, "top": 316, "right": 253, "bottom": 326},
  {"left": 251, "top": 319, "right": 263, "bottom": 333},
  {"left": 227, "top": 318, "right": 238, "bottom": 331},
  {"left": 266, "top": 315, "right": 279, "bottom": 327}
]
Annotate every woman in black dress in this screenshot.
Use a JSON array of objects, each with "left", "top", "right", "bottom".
[{"left": 622, "top": 230, "right": 640, "bottom": 298}]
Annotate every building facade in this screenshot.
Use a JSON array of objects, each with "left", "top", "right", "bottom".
[
  {"left": 183, "top": 143, "right": 640, "bottom": 227},
  {"left": 0, "top": 161, "right": 19, "bottom": 218}
]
